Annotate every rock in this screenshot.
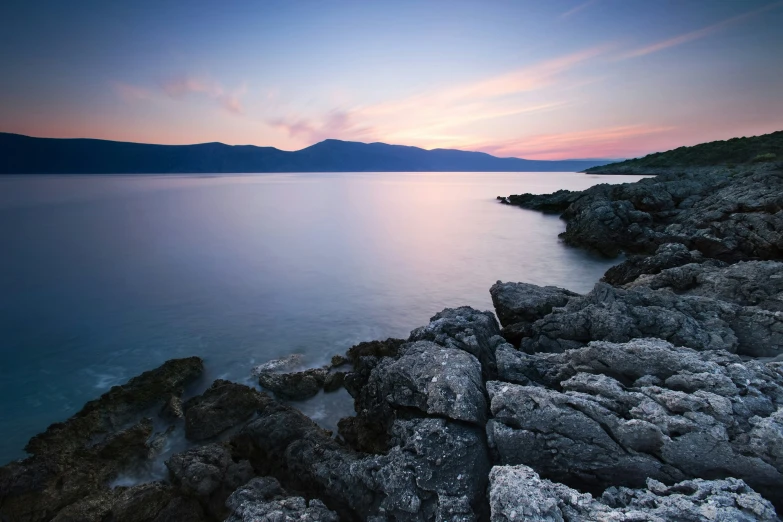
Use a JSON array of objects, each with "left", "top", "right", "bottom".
[
  {"left": 502, "top": 164, "right": 783, "bottom": 261},
  {"left": 232, "top": 392, "right": 490, "bottom": 521},
  {"left": 184, "top": 379, "right": 265, "bottom": 441},
  {"left": 159, "top": 395, "right": 184, "bottom": 421},
  {"left": 225, "top": 477, "right": 339, "bottom": 522},
  {"left": 323, "top": 371, "right": 346, "bottom": 392},
  {"left": 50, "top": 482, "right": 205, "bottom": 522},
  {"left": 361, "top": 340, "right": 487, "bottom": 425},
  {"left": 251, "top": 354, "right": 304, "bottom": 376},
  {"left": 626, "top": 259, "right": 783, "bottom": 311},
  {"left": 166, "top": 443, "right": 253, "bottom": 519},
  {"left": 408, "top": 306, "right": 502, "bottom": 379},
  {"left": 490, "top": 281, "right": 578, "bottom": 327},
  {"left": 602, "top": 242, "right": 711, "bottom": 286},
  {"left": 519, "top": 282, "right": 783, "bottom": 357},
  {"left": 0, "top": 357, "right": 203, "bottom": 522},
  {"left": 488, "top": 465, "right": 779, "bottom": 522},
  {"left": 486, "top": 338, "right": 783, "bottom": 508},
  {"left": 330, "top": 354, "right": 349, "bottom": 368},
  {"left": 257, "top": 367, "right": 328, "bottom": 400},
  {"left": 346, "top": 338, "right": 406, "bottom": 366}
]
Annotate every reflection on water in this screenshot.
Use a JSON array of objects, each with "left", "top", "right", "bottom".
[{"left": 0, "top": 171, "right": 645, "bottom": 464}]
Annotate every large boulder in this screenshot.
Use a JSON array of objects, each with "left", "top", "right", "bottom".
[
  {"left": 487, "top": 338, "right": 783, "bottom": 508},
  {"left": 361, "top": 340, "right": 487, "bottom": 425},
  {"left": 257, "top": 367, "right": 328, "bottom": 400},
  {"left": 490, "top": 281, "right": 578, "bottom": 327},
  {"left": 184, "top": 380, "right": 266, "bottom": 441},
  {"left": 408, "top": 306, "right": 502, "bottom": 380},
  {"left": 602, "top": 242, "right": 711, "bottom": 286},
  {"left": 488, "top": 465, "right": 778, "bottom": 522}
]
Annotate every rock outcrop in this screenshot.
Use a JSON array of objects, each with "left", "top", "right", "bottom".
[
  {"left": 501, "top": 164, "right": 783, "bottom": 261},
  {"left": 488, "top": 338, "right": 783, "bottom": 505},
  {"left": 488, "top": 464, "right": 779, "bottom": 522}
]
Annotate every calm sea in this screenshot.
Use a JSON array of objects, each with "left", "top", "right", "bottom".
[{"left": 0, "top": 171, "right": 644, "bottom": 464}]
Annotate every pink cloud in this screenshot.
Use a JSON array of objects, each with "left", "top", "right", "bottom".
[
  {"left": 467, "top": 125, "right": 677, "bottom": 160},
  {"left": 268, "top": 110, "right": 376, "bottom": 143},
  {"left": 160, "top": 76, "right": 247, "bottom": 115}
]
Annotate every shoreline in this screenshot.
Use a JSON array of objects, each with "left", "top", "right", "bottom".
[{"left": 2, "top": 164, "right": 782, "bottom": 521}]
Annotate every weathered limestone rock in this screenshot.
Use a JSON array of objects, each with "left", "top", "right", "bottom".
[
  {"left": 488, "top": 465, "right": 779, "bottom": 522},
  {"left": 184, "top": 379, "right": 266, "bottom": 441}
]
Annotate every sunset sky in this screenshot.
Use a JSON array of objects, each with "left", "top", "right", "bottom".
[{"left": 1, "top": 0, "right": 782, "bottom": 160}]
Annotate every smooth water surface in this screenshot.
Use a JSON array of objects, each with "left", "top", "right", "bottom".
[{"left": 0, "top": 171, "right": 644, "bottom": 463}]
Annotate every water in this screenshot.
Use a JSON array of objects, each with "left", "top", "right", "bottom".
[{"left": 0, "top": 171, "right": 645, "bottom": 464}]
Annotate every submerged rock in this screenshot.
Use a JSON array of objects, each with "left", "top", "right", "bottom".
[
  {"left": 0, "top": 357, "right": 203, "bottom": 522},
  {"left": 488, "top": 465, "right": 779, "bottom": 522}
]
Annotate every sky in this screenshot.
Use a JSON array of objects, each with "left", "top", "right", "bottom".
[{"left": 1, "top": 0, "right": 782, "bottom": 160}]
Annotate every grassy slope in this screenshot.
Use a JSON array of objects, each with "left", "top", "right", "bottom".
[{"left": 585, "top": 130, "right": 783, "bottom": 173}]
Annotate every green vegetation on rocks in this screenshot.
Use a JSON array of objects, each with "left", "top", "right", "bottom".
[{"left": 586, "top": 130, "right": 783, "bottom": 174}]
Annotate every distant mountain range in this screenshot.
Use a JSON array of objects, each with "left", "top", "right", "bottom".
[{"left": 0, "top": 133, "right": 612, "bottom": 174}]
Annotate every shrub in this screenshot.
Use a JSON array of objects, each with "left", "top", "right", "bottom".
[{"left": 751, "top": 153, "right": 777, "bottom": 163}]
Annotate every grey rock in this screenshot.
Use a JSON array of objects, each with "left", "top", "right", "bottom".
[
  {"left": 408, "top": 306, "right": 502, "bottom": 379},
  {"left": 488, "top": 464, "right": 779, "bottom": 522},
  {"left": 520, "top": 282, "right": 783, "bottom": 357},
  {"left": 225, "top": 477, "right": 339, "bottom": 522},
  {"left": 231, "top": 393, "right": 490, "bottom": 521},
  {"left": 487, "top": 338, "right": 783, "bottom": 507},
  {"left": 627, "top": 259, "right": 783, "bottom": 311},
  {"left": 257, "top": 368, "right": 328, "bottom": 401},
  {"left": 603, "top": 242, "right": 711, "bottom": 286},
  {"left": 364, "top": 340, "right": 487, "bottom": 425},
  {"left": 502, "top": 164, "right": 783, "bottom": 261},
  {"left": 490, "top": 281, "right": 578, "bottom": 327},
  {"left": 166, "top": 443, "right": 253, "bottom": 497},
  {"left": 184, "top": 379, "right": 265, "bottom": 441},
  {"left": 251, "top": 354, "right": 305, "bottom": 376}
]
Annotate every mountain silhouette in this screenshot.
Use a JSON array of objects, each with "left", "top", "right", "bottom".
[{"left": 0, "top": 133, "right": 610, "bottom": 174}]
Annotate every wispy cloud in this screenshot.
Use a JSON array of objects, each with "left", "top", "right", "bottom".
[
  {"left": 467, "top": 125, "right": 676, "bottom": 160},
  {"left": 268, "top": 45, "right": 611, "bottom": 148},
  {"left": 621, "top": 1, "right": 782, "bottom": 59},
  {"left": 560, "top": 0, "right": 598, "bottom": 19},
  {"left": 268, "top": 110, "right": 376, "bottom": 143},
  {"left": 161, "top": 76, "right": 247, "bottom": 115}
]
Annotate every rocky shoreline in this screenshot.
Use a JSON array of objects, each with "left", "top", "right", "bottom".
[{"left": 2, "top": 164, "right": 783, "bottom": 521}]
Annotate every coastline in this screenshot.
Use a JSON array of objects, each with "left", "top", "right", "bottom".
[{"left": 2, "top": 164, "right": 783, "bottom": 521}]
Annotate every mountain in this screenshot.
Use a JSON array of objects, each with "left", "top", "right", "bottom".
[
  {"left": 0, "top": 133, "right": 610, "bottom": 174},
  {"left": 585, "top": 130, "right": 783, "bottom": 174}
]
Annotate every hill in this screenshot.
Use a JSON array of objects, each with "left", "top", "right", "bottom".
[
  {"left": 585, "top": 130, "right": 783, "bottom": 174},
  {"left": 0, "top": 133, "right": 608, "bottom": 174}
]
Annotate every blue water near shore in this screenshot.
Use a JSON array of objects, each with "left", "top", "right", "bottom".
[{"left": 0, "top": 171, "right": 644, "bottom": 464}]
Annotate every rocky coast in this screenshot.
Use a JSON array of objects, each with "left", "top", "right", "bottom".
[{"left": 2, "top": 161, "right": 783, "bottom": 521}]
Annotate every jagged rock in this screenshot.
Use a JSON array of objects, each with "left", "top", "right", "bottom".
[
  {"left": 166, "top": 443, "right": 253, "bottom": 519},
  {"left": 626, "top": 259, "right": 783, "bottom": 311},
  {"left": 602, "top": 242, "right": 711, "bottom": 286},
  {"left": 361, "top": 340, "right": 486, "bottom": 425},
  {"left": 232, "top": 393, "right": 490, "bottom": 521},
  {"left": 50, "top": 482, "right": 205, "bottom": 522},
  {"left": 225, "top": 477, "right": 339, "bottom": 522},
  {"left": 257, "top": 367, "right": 328, "bottom": 400},
  {"left": 323, "top": 371, "right": 346, "bottom": 392},
  {"left": 520, "top": 282, "right": 783, "bottom": 357},
  {"left": 184, "top": 379, "right": 265, "bottom": 441},
  {"left": 490, "top": 281, "right": 578, "bottom": 327},
  {"left": 487, "top": 338, "right": 783, "bottom": 508},
  {"left": 408, "top": 306, "right": 503, "bottom": 379},
  {"left": 346, "top": 338, "right": 406, "bottom": 365},
  {"left": 251, "top": 354, "right": 305, "bottom": 376},
  {"left": 488, "top": 465, "right": 779, "bottom": 522},
  {"left": 0, "top": 357, "right": 203, "bottom": 522},
  {"left": 502, "top": 165, "right": 783, "bottom": 261},
  {"left": 159, "top": 395, "right": 184, "bottom": 421}
]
